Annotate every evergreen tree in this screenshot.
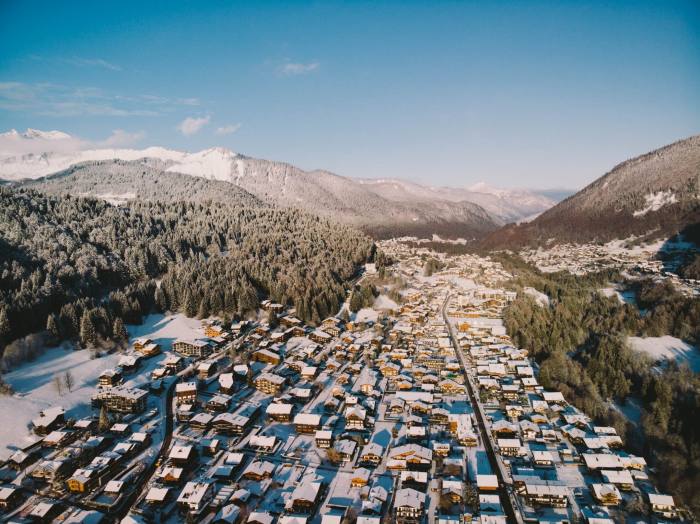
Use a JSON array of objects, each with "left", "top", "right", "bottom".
[
  {"left": 80, "top": 310, "right": 98, "bottom": 348},
  {"left": 112, "top": 317, "right": 128, "bottom": 343},
  {"left": 98, "top": 404, "right": 111, "bottom": 432},
  {"left": 46, "top": 313, "right": 61, "bottom": 343},
  {"left": 0, "top": 308, "right": 10, "bottom": 346}
]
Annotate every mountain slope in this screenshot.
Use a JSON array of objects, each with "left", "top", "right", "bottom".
[
  {"left": 0, "top": 129, "right": 563, "bottom": 237},
  {"left": 21, "top": 158, "right": 263, "bottom": 207},
  {"left": 479, "top": 135, "right": 700, "bottom": 249}
]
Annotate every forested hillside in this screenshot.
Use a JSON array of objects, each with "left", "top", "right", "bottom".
[
  {"left": 22, "top": 159, "right": 263, "bottom": 207},
  {"left": 499, "top": 255, "right": 700, "bottom": 513},
  {"left": 0, "top": 187, "right": 374, "bottom": 363}
]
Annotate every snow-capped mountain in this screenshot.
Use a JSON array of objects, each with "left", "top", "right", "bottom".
[{"left": 0, "top": 128, "right": 561, "bottom": 237}]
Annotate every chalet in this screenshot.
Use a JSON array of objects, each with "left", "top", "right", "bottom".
[
  {"left": 32, "top": 407, "right": 65, "bottom": 435},
  {"left": 206, "top": 394, "right": 231, "bottom": 412},
  {"left": 197, "top": 361, "right": 217, "bottom": 379},
  {"left": 351, "top": 467, "right": 371, "bottom": 487},
  {"left": 601, "top": 469, "right": 634, "bottom": 491},
  {"left": 177, "top": 481, "right": 214, "bottom": 515},
  {"left": 66, "top": 468, "right": 98, "bottom": 493},
  {"left": 394, "top": 488, "right": 425, "bottom": 524},
  {"left": 344, "top": 405, "right": 367, "bottom": 430},
  {"left": 190, "top": 412, "right": 214, "bottom": 431},
  {"left": 99, "top": 368, "right": 123, "bottom": 387},
  {"left": 158, "top": 466, "right": 184, "bottom": 484},
  {"left": 93, "top": 386, "right": 147, "bottom": 413},
  {"left": 248, "top": 512, "right": 276, "bottom": 524},
  {"left": 266, "top": 402, "right": 293, "bottom": 422},
  {"left": 254, "top": 373, "right": 286, "bottom": 394},
  {"left": 145, "top": 487, "right": 170, "bottom": 506},
  {"left": 212, "top": 413, "right": 251, "bottom": 435},
  {"left": 532, "top": 450, "right": 555, "bottom": 468},
  {"left": 169, "top": 444, "right": 196, "bottom": 466},
  {"left": 310, "top": 329, "right": 332, "bottom": 344},
  {"left": 164, "top": 355, "right": 185, "bottom": 373},
  {"left": 118, "top": 355, "right": 140, "bottom": 373},
  {"left": 334, "top": 439, "right": 357, "bottom": 463},
  {"left": 649, "top": 494, "right": 677, "bottom": 519},
  {"left": 389, "top": 444, "right": 433, "bottom": 470},
  {"left": 249, "top": 435, "right": 277, "bottom": 453},
  {"left": 288, "top": 479, "right": 324, "bottom": 514},
  {"left": 253, "top": 349, "right": 281, "bottom": 365},
  {"left": 359, "top": 443, "right": 384, "bottom": 467},
  {"left": 176, "top": 382, "right": 198, "bottom": 405},
  {"left": 310, "top": 430, "right": 331, "bottom": 449},
  {"left": 173, "top": 339, "right": 212, "bottom": 359},
  {"left": 133, "top": 338, "right": 153, "bottom": 352},
  {"left": 521, "top": 481, "right": 569, "bottom": 508},
  {"left": 591, "top": 483, "right": 621, "bottom": 505},
  {"left": 294, "top": 413, "right": 322, "bottom": 434},
  {"left": 242, "top": 460, "right": 275, "bottom": 481},
  {"left": 29, "top": 500, "right": 64, "bottom": 522},
  {"left": 0, "top": 486, "right": 22, "bottom": 511}
]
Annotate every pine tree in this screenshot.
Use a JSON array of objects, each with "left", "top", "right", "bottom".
[
  {"left": 80, "top": 310, "right": 97, "bottom": 348},
  {"left": 0, "top": 307, "right": 10, "bottom": 346},
  {"left": 46, "top": 313, "right": 61, "bottom": 343},
  {"left": 98, "top": 404, "right": 111, "bottom": 432},
  {"left": 112, "top": 317, "right": 128, "bottom": 343}
]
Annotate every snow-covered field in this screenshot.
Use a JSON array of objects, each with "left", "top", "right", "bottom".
[
  {"left": 0, "top": 312, "right": 204, "bottom": 460},
  {"left": 628, "top": 335, "right": 700, "bottom": 372},
  {"left": 0, "top": 344, "right": 122, "bottom": 460}
]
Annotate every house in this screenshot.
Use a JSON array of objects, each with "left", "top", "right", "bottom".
[
  {"left": 164, "top": 354, "right": 185, "bottom": 373},
  {"left": 294, "top": 413, "right": 322, "bottom": 434},
  {"left": 310, "top": 330, "right": 332, "bottom": 344},
  {"left": 288, "top": 479, "right": 324, "bottom": 514},
  {"left": 176, "top": 382, "right": 198, "bottom": 404},
  {"left": 254, "top": 373, "right": 286, "bottom": 394},
  {"left": 137, "top": 341, "right": 161, "bottom": 357},
  {"left": 206, "top": 394, "right": 231, "bottom": 412},
  {"left": 29, "top": 500, "right": 64, "bottom": 522},
  {"left": 389, "top": 444, "right": 432, "bottom": 470},
  {"left": 521, "top": 481, "right": 569, "bottom": 508},
  {"left": 334, "top": 439, "right": 357, "bottom": 463},
  {"left": 266, "top": 402, "right": 294, "bottom": 422},
  {"left": 359, "top": 443, "right": 384, "bottom": 467},
  {"left": 253, "top": 349, "right": 281, "bottom": 365},
  {"left": 169, "top": 444, "right": 196, "bottom": 466},
  {"left": 0, "top": 486, "right": 22, "bottom": 511},
  {"left": 394, "top": 488, "right": 426, "bottom": 524},
  {"left": 32, "top": 406, "right": 65, "bottom": 435},
  {"left": 177, "top": 481, "right": 214, "bottom": 514},
  {"left": 350, "top": 467, "right": 371, "bottom": 487},
  {"left": 315, "top": 430, "right": 333, "bottom": 449},
  {"left": 190, "top": 412, "right": 214, "bottom": 431},
  {"left": 212, "top": 413, "right": 251, "bottom": 435},
  {"left": 590, "top": 483, "right": 621, "bottom": 505},
  {"left": 344, "top": 405, "right": 367, "bottom": 430},
  {"left": 249, "top": 435, "right": 277, "bottom": 453},
  {"left": 145, "top": 487, "right": 170, "bottom": 506},
  {"left": 93, "top": 386, "right": 147, "bottom": 413},
  {"left": 66, "top": 468, "right": 98, "bottom": 493},
  {"left": 173, "top": 339, "right": 212, "bottom": 359},
  {"left": 242, "top": 461, "right": 276, "bottom": 481},
  {"left": 648, "top": 493, "right": 677, "bottom": 519},
  {"left": 532, "top": 450, "right": 554, "bottom": 468},
  {"left": 197, "top": 361, "right": 218, "bottom": 379}
]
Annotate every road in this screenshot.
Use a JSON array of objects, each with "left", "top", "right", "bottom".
[{"left": 441, "top": 293, "right": 523, "bottom": 524}]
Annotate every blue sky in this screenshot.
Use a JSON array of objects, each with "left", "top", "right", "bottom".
[{"left": 0, "top": 1, "right": 698, "bottom": 189}]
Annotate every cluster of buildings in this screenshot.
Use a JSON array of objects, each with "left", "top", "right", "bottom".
[{"left": 0, "top": 242, "right": 687, "bottom": 523}]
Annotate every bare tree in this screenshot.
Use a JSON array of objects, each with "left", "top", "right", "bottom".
[
  {"left": 53, "top": 374, "right": 63, "bottom": 396},
  {"left": 63, "top": 371, "right": 74, "bottom": 393}
]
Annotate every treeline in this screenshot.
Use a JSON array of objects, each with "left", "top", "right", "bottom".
[
  {"left": 0, "top": 188, "right": 374, "bottom": 363},
  {"left": 501, "top": 256, "right": 700, "bottom": 514}
]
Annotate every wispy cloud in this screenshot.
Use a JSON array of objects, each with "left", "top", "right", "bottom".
[
  {"left": 177, "top": 115, "right": 210, "bottom": 136},
  {"left": 64, "top": 57, "right": 122, "bottom": 71},
  {"left": 215, "top": 123, "right": 242, "bottom": 135},
  {"left": 278, "top": 61, "right": 320, "bottom": 76},
  {"left": 98, "top": 129, "right": 146, "bottom": 147},
  {"left": 30, "top": 54, "right": 122, "bottom": 71},
  {"left": 0, "top": 81, "right": 199, "bottom": 117}
]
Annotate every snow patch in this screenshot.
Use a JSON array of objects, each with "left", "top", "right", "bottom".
[
  {"left": 628, "top": 335, "right": 700, "bottom": 372},
  {"left": 633, "top": 190, "right": 677, "bottom": 217},
  {"left": 523, "top": 287, "right": 550, "bottom": 307}
]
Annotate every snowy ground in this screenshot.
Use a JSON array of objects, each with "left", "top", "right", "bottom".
[
  {"left": 628, "top": 335, "right": 700, "bottom": 372},
  {"left": 373, "top": 294, "right": 398, "bottom": 310},
  {"left": 0, "top": 312, "right": 205, "bottom": 460},
  {"left": 0, "top": 343, "right": 122, "bottom": 460},
  {"left": 354, "top": 308, "right": 379, "bottom": 323},
  {"left": 523, "top": 287, "right": 550, "bottom": 307},
  {"left": 127, "top": 313, "right": 205, "bottom": 351}
]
